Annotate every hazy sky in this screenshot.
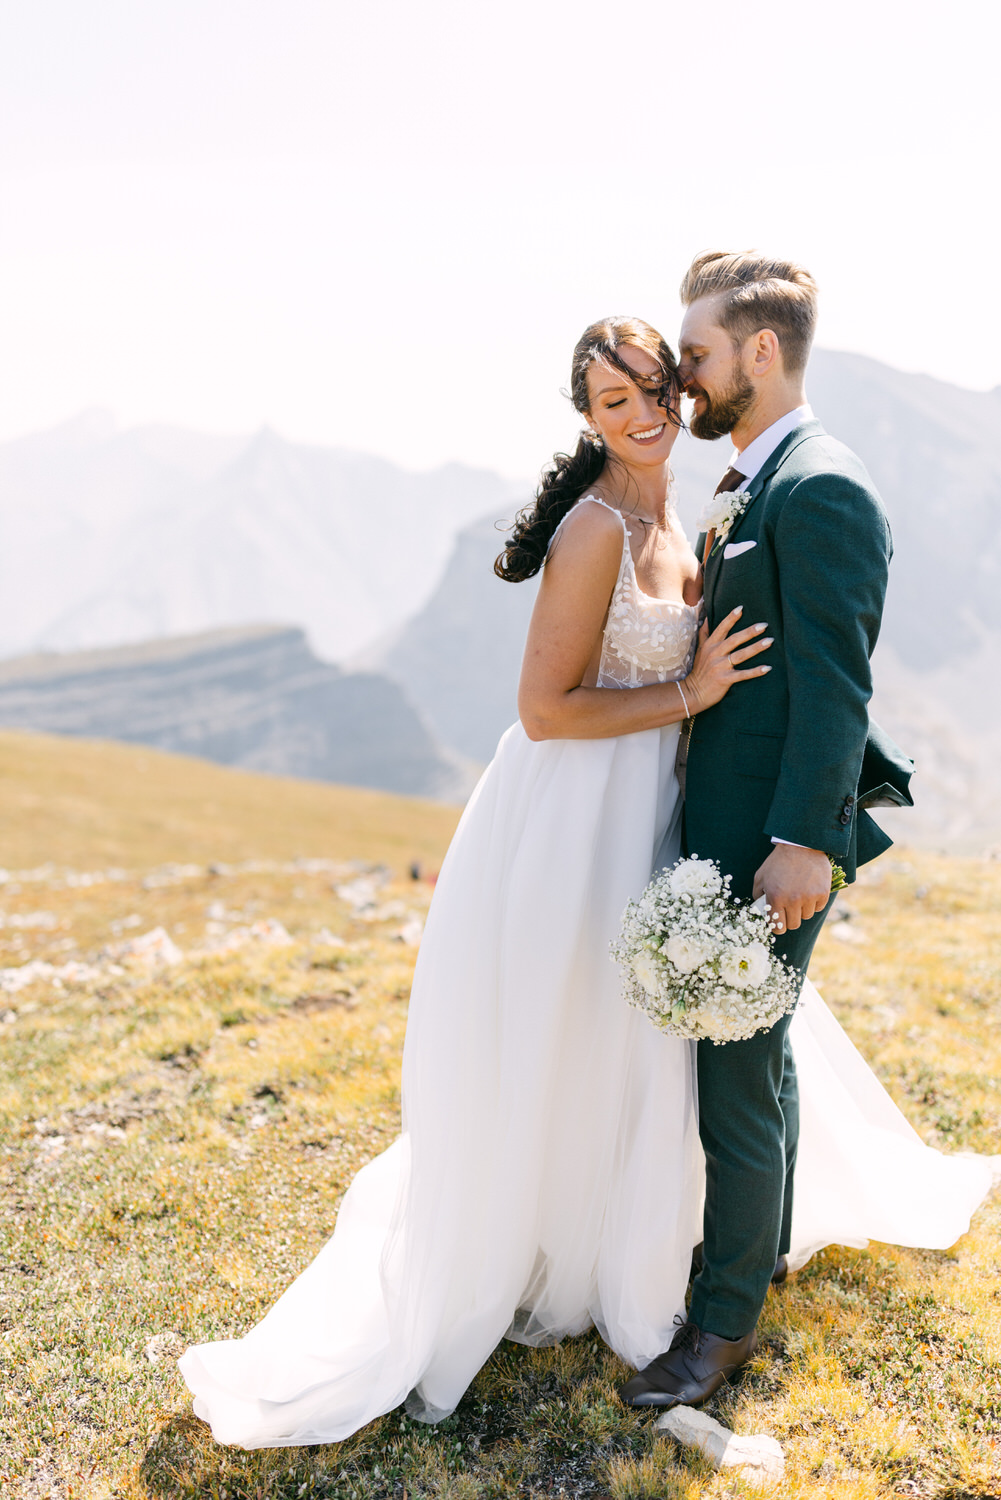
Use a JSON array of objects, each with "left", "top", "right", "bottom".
[{"left": 2, "top": 0, "right": 999, "bottom": 477}]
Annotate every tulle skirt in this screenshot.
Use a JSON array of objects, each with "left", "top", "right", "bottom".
[{"left": 180, "top": 722, "right": 993, "bottom": 1448}]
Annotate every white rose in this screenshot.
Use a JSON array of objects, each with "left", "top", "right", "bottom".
[
  {"left": 719, "top": 942, "right": 772, "bottom": 990},
  {"left": 697, "top": 493, "right": 732, "bottom": 531},
  {"left": 665, "top": 934, "right": 710, "bottom": 974},
  {"left": 667, "top": 858, "right": 723, "bottom": 900},
  {"left": 632, "top": 951, "right": 662, "bottom": 996}
]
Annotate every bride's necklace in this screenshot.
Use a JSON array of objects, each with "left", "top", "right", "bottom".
[
  {"left": 621, "top": 496, "right": 675, "bottom": 533},
  {"left": 616, "top": 480, "right": 676, "bottom": 534},
  {"left": 628, "top": 510, "right": 667, "bottom": 532}
]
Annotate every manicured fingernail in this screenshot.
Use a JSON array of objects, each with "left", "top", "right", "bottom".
[
  {"left": 762, "top": 637, "right": 774, "bottom": 646},
  {"left": 733, "top": 605, "right": 743, "bottom": 614},
  {"left": 761, "top": 665, "right": 772, "bottom": 672},
  {"left": 754, "top": 623, "right": 767, "bottom": 631}
]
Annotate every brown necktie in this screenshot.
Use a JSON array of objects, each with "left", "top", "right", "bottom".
[{"left": 703, "top": 466, "right": 744, "bottom": 566}]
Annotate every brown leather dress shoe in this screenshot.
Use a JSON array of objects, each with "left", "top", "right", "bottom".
[{"left": 618, "top": 1319, "right": 758, "bottom": 1409}]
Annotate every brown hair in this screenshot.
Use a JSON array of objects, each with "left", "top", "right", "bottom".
[
  {"left": 679, "top": 250, "right": 818, "bottom": 375},
  {"left": 494, "top": 316, "right": 682, "bottom": 582}
]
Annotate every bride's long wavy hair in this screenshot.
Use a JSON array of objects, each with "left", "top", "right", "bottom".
[{"left": 494, "top": 317, "right": 683, "bottom": 582}]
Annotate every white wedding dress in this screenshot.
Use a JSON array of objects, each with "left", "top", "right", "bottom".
[{"left": 180, "top": 497, "right": 993, "bottom": 1448}]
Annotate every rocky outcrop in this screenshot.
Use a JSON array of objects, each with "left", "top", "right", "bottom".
[{"left": 0, "top": 626, "right": 473, "bottom": 801}]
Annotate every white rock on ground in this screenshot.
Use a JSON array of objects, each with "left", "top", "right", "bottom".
[
  {"left": 144, "top": 1331, "right": 187, "bottom": 1363},
  {"left": 0, "top": 958, "right": 104, "bottom": 993},
  {"left": 109, "top": 926, "right": 184, "bottom": 968},
  {"left": 394, "top": 914, "right": 425, "bottom": 947},
  {"left": 656, "top": 1405, "right": 785, "bottom": 1482}
]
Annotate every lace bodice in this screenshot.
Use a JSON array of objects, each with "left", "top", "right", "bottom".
[{"left": 550, "top": 495, "right": 700, "bottom": 689}]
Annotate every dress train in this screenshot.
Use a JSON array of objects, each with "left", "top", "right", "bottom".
[{"left": 180, "top": 720, "right": 993, "bottom": 1447}]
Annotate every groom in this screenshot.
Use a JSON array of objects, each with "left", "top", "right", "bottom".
[{"left": 621, "top": 250, "right": 912, "bottom": 1409}]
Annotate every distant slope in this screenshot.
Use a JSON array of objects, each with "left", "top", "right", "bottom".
[
  {"left": 0, "top": 414, "right": 522, "bottom": 661},
  {"left": 0, "top": 626, "right": 475, "bottom": 802},
  {"left": 0, "top": 728, "right": 461, "bottom": 873}
]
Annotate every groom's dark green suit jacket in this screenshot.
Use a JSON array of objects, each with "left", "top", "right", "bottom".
[{"left": 685, "top": 419, "right": 912, "bottom": 970}]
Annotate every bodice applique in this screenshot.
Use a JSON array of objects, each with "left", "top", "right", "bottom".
[{"left": 549, "top": 495, "right": 701, "bottom": 689}]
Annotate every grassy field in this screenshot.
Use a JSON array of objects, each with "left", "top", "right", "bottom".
[{"left": 1, "top": 731, "right": 998, "bottom": 1500}]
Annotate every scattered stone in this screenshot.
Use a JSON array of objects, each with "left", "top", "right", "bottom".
[
  {"left": 79, "top": 1121, "right": 127, "bottom": 1145},
  {"left": 394, "top": 914, "right": 425, "bottom": 947},
  {"left": 656, "top": 1406, "right": 785, "bottom": 1482},
  {"left": 251, "top": 917, "right": 294, "bottom": 946},
  {"left": 107, "top": 926, "right": 184, "bottom": 969},
  {"left": 0, "top": 958, "right": 103, "bottom": 994},
  {"left": 141, "top": 863, "right": 203, "bottom": 890},
  {"left": 109, "top": 913, "right": 143, "bottom": 934},
  {"left": 144, "top": 1331, "right": 187, "bottom": 1363},
  {"left": 292, "top": 989, "right": 358, "bottom": 1013},
  {"left": 202, "top": 917, "right": 293, "bottom": 955},
  {"left": 19, "top": 1458, "right": 68, "bottom": 1498},
  {"left": 0, "top": 910, "right": 59, "bottom": 930},
  {"left": 34, "top": 1134, "right": 67, "bottom": 1165},
  {"left": 335, "top": 871, "right": 391, "bottom": 916},
  {"left": 314, "top": 927, "right": 346, "bottom": 948}
]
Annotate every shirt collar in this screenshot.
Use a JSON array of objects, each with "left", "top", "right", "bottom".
[{"left": 731, "top": 402, "right": 814, "bottom": 485}]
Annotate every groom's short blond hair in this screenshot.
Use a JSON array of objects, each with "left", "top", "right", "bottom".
[{"left": 680, "top": 250, "right": 818, "bottom": 375}]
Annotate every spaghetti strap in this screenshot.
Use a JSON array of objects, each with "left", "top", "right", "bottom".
[{"left": 546, "top": 495, "right": 627, "bottom": 559}]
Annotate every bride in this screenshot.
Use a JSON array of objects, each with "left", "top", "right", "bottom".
[{"left": 180, "top": 317, "right": 992, "bottom": 1448}]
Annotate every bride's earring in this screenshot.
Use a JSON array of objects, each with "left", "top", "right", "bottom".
[{"left": 585, "top": 427, "right": 604, "bottom": 449}]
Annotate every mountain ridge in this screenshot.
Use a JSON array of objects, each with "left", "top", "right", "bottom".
[{"left": 0, "top": 625, "right": 475, "bottom": 802}]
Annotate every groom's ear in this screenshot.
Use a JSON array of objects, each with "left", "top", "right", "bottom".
[{"left": 747, "top": 329, "right": 781, "bottom": 378}]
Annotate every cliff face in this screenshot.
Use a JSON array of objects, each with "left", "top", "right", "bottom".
[{"left": 0, "top": 626, "right": 473, "bottom": 801}]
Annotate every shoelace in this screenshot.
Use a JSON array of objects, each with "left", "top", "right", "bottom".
[{"left": 668, "top": 1315, "right": 702, "bottom": 1357}]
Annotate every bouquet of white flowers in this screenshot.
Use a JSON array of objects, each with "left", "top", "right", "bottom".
[{"left": 611, "top": 855, "right": 800, "bottom": 1043}]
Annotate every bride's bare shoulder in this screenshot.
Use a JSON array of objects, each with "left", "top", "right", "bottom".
[{"left": 547, "top": 496, "right": 624, "bottom": 571}]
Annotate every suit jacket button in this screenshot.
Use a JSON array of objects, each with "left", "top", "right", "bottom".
[
  {"left": 846, "top": 794, "right": 855, "bottom": 805},
  {"left": 840, "top": 812, "right": 851, "bottom": 825}
]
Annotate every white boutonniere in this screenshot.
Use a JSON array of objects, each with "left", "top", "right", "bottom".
[{"left": 697, "top": 489, "right": 753, "bottom": 555}]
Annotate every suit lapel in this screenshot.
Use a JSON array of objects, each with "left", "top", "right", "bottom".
[{"left": 703, "top": 420, "right": 825, "bottom": 618}]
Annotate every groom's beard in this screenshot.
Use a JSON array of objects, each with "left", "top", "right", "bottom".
[{"left": 688, "top": 364, "right": 756, "bottom": 441}]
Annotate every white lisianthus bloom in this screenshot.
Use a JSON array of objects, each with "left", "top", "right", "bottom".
[
  {"left": 720, "top": 942, "right": 772, "bottom": 991},
  {"left": 665, "top": 935, "right": 710, "bottom": 974},
  {"left": 632, "top": 951, "right": 662, "bottom": 996},
  {"left": 667, "top": 859, "right": 723, "bottom": 900},
  {"left": 697, "top": 489, "right": 753, "bottom": 539},
  {"left": 697, "top": 493, "right": 732, "bottom": 531}
]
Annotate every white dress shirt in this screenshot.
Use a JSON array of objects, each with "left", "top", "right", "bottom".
[
  {"left": 726, "top": 402, "right": 816, "bottom": 851},
  {"left": 730, "top": 402, "right": 813, "bottom": 484}
]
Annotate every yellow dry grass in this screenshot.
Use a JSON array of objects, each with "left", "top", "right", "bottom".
[
  {"left": 0, "top": 728, "right": 460, "bottom": 872},
  {"left": 0, "top": 731, "right": 998, "bottom": 1500}
]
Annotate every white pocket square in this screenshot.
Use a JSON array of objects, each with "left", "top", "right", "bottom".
[{"left": 723, "top": 539, "right": 757, "bottom": 560}]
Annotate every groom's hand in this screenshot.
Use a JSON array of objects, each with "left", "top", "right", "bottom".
[{"left": 753, "top": 845, "right": 832, "bottom": 933}]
